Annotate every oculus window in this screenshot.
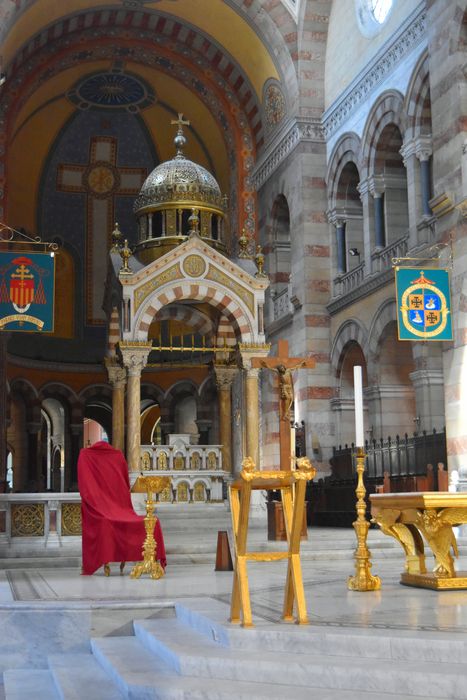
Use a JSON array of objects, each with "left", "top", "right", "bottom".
[{"left": 357, "top": 0, "right": 394, "bottom": 37}]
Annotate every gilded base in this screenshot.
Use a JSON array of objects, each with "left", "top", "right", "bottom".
[
  {"left": 130, "top": 559, "right": 165, "bottom": 580},
  {"left": 401, "top": 571, "right": 467, "bottom": 590},
  {"left": 348, "top": 564, "right": 381, "bottom": 592}
]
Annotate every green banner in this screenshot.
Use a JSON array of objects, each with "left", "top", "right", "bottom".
[
  {"left": 395, "top": 267, "right": 452, "bottom": 341},
  {"left": 0, "top": 251, "right": 55, "bottom": 332}
]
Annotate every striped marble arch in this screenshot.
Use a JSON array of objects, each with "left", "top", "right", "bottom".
[{"left": 134, "top": 282, "right": 254, "bottom": 344}]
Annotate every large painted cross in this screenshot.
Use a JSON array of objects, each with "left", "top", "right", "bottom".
[
  {"left": 57, "top": 135, "right": 147, "bottom": 324},
  {"left": 251, "top": 339, "right": 315, "bottom": 470}
]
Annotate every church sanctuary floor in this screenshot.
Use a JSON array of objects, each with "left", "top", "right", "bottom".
[{"left": 3, "top": 525, "right": 467, "bottom": 700}]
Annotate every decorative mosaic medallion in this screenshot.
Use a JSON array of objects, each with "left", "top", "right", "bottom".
[
  {"left": 82, "top": 161, "right": 121, "bottom": 199},
  {"left": 264, "top": 82, "right": 286, "bottom": 129},
  {"left": 68, "top": 71, "right": 156, "bottom": 113},
  {"left": 183, "top": 254, "right": 207, "bottom": 278}
]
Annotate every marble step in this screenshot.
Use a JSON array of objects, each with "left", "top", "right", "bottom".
[
  {"left": 3, "top": 670, "right": 59, "bottom": 700},
  {"left": 89, "top": 636, "right": 453, "bottom": 700},
  {"left": 175, "top": 598, "right": 467, "bottom": 663},
  {"left": 5, "top": 647, "right": 449, "bottom": 700},
  {"left": 48, "top": 653, "right": 125, "bottom": 699},
  {"left": 129, "top": 617, "right": 467, "bottom": 699}
]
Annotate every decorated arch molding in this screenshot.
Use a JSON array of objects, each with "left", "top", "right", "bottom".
[
  {"left": 155, "top": 305, "right": 215, "bottom": 339},
  {"left": 330, "top": 319, "right": 368, "bottom": 378},
  {"left": 326, "top": 131, "right": 363, "bottom": 208},
  {"left": 404, "top": 52, "right": 430, "bottom": 139},
  {"left": 117, "top": 235, "right": 269, "bottom": 345},
  {"left": 135, "top": 280, "right": 255, "bottom": 342},
  {"left": 360, "top": 90, "right": 406, "bottom": 174}
]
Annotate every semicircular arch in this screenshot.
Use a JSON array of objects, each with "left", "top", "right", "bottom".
[
  {"left": 134, "top": 280, "right": 255, "bottom": 343},
  {"left": 331, "top": 319, "right": 368, "bottom": 378}
]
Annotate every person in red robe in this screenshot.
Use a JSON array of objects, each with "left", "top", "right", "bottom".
[{"left": 78, "top": 441, "right": 166, "bottom": 575}]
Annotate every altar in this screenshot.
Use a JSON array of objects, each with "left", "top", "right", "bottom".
[
  {"left": 370, "top": 492, "right": 467, "bottom": 589},
  {"left": 136, "top": 435, "right": 226, "bottom": 503}
]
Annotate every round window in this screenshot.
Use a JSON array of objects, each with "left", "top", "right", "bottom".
[{"left": 356, "top": 0, "right": 394, "bottom": 37}]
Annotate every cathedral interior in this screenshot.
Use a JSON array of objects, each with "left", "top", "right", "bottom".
[
  {"left": 2, "top": 0, "right": 465, "bottom": 501},
  {"left": 2, "top": 0, "right": 466, "bottom": 504},
  {"left": 1, "top": 1, "right": 467, "bottom": 698}
]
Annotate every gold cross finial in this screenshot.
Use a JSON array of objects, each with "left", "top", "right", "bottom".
[
  {"left": 171, "top": 113, "right": 190, "bottom": 155},
  {"left": 171, "top": 113, "right": 190, "bottom": 130}
]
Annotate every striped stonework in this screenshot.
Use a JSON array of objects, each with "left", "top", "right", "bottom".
[
  {"left": 134, "top": 282, "right": 254, "bottom": 343},
  {"left": 154, "top": 305, "right": 215, "bottom": 341},
  {"left": 331, "top": 319, "right": 368, "bottom": 378}
]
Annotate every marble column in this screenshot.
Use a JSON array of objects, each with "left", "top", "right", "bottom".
[
  {"left": 336, "top": 220, "right": 347, "bottom": 274},
  {"left": 120, "top": 344, "right": 152, "bottom": 471},
  {"left": 105, "top": 359, "right": 126, "bottom": 451},
  {"left": 401, "top": 135, "right": 432, "bottom": 245},
  {"left": 214, "top": 366, "right": 236, "bottom": 474},
  {"left": 373, "top": 194, "right": 385, "bottom": 248},
  {"left": 356, "top": 178, "right": 374, "bottom": 274},
  {"left": 400, "top": 138, "right": 422, "bottom": 248},
  {"left": 244, "top": 368, "right": 260, "bottom": 466}
]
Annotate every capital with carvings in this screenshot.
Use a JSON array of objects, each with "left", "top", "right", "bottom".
[
  {"left": 119, "top": 341, "right": 152, "bottom": 376},
  {"left": 214, "top": 365, "right": 237, "bottom": 391},
  {"left": 400, "top": 135, "right": 432, "bottom": 165},
  {"left": 104, "top": 357, "right": 126, "bottom": 388}
]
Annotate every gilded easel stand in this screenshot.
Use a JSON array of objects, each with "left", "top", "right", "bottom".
[
  {"left": 348, "top": 448, "right": 381, "bottom": 592},
  {"left": 229, "top": 456, "right": 316, "bottom": 627},
  {"left": 130, "top": 475, "right": 171, "bottom": 580}
]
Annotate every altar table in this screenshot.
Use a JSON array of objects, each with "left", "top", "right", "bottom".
[{"left": 370, "top": 492, "right": 467, "bottom": 589}]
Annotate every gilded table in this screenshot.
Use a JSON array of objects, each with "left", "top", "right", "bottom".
[{"left": 370, "top": 492, "right": 467, "bottom": 589}]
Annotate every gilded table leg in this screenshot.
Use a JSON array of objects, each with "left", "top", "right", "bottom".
[{"left": 373, "top": 509, "right": 427, "bottom": 576}]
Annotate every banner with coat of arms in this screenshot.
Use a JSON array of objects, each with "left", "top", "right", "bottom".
[
  {"left": 395, "top": 267, "right": 452, "bottom": 341},
  {"left": 0, "top": 252, "right": 55, "bottom": 332}
]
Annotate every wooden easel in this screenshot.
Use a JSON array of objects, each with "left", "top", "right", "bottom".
[{"left": 229, "top": 457, "right": 316, "bottom": 627}]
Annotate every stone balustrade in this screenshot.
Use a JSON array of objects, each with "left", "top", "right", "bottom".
[
  {"left": 371, "top": 234, "right": 409, "bottom": 274},
  {"left": 333, "top": 261, "right": 365, "bottom": 297}
]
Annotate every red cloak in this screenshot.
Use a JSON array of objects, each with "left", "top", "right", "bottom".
[{"left": 78, "top": 441, "right": 166, "bottom": 575}]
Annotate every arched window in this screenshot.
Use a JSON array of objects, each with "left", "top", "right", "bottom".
[{"left": 374, "top": 124, "right": 408, "bottom": 247}]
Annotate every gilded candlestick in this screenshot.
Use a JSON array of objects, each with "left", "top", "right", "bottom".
[
  {"left": 348, "top": 447, "right": 381, "bottom": 591},
  {"left": 130, "top": 475, "right": 170, "bottom": 580}
]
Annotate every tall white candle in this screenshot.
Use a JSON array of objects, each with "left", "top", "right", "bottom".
[{"left": 353, "top": 365, "right": 364, "bottom": 447}]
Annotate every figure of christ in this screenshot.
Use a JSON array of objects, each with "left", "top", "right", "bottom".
[
  {"left": 275, "top": 362, "right": 307, "bottom": 422},
  {"left": 251, "top": 340, "right": 315, "bottom": 470}
]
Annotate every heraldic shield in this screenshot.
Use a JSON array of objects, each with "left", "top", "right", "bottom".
[
  {"left": 0, "top": 252, "right": 55, "bottom": 332},
  {"left": 395, "top": 268, "right": 453, "bottom": 341}
]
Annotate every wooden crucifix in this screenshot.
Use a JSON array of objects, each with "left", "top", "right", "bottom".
[{"left": 251, "top": 339, "right": 315, "bottom": 470}]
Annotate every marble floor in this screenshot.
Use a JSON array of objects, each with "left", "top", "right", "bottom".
[{"left": 2, "top": 524, "right": 467, "bottom": 698}]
